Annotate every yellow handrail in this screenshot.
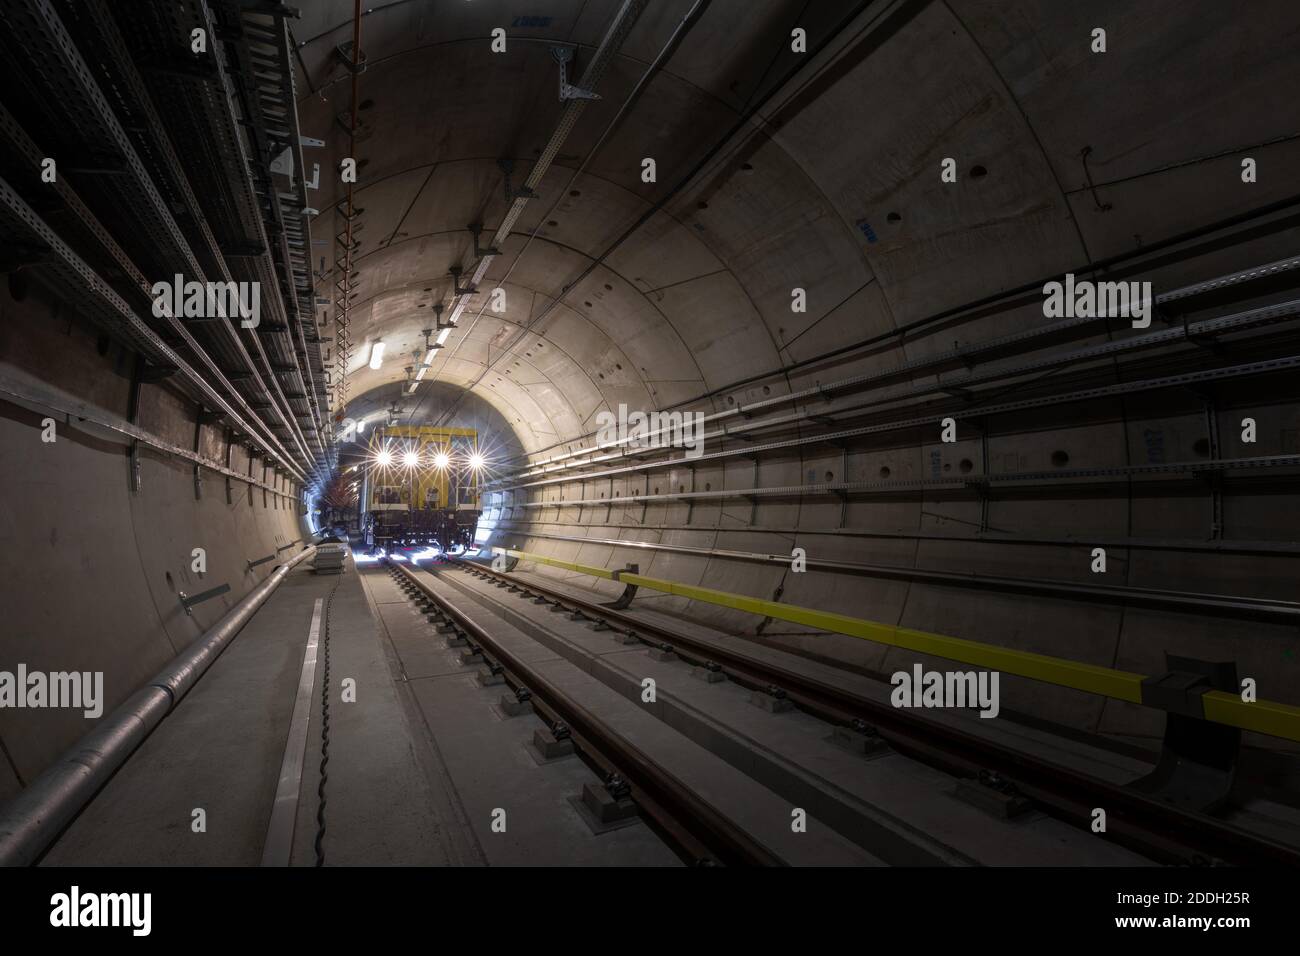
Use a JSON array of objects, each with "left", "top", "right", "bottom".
[{"left": 492, "top": 548, "right": 1300, "bottom": 743}]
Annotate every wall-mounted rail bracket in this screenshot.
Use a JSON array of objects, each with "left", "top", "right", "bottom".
[
  {"left": 601, "top": 563, "right": 640, "bottom": 610},
  {"left": 179, "top": 582, "right": 231, "bottom": 616},
  {"left": 1132, "top": 654, "right": 1240, "bottom": 814}
]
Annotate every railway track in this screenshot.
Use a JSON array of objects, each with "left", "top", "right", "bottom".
[
  {"left": 386, "top": 558, "right": 779, "bottom": 865},
  {"left": 380, "top": 554, "right": 1300, "bottom": 867}
]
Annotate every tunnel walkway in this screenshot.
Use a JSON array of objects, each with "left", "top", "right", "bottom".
[{"left": 42, "top": 563, "right": 452, "bottom": 866}]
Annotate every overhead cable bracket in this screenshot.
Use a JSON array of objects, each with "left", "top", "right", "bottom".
[
  {"left": 469, "top": 222, "right": 501, "bottom": 258},
  {"left": 449, "top": 265, "right": 475, "bottom": 296},
  {"left": 499, "top": 159, "right": 537, "bottom": 200},
  {"left": 551, "top": 46, "right": 600, "bottom": 101}
]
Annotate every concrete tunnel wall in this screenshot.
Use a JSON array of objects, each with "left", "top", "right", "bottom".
[
  {"left": 290, "top": 0, "right": 1300, "bottom": 751},
  {"left": 0, "top": 279, "right": 308, "bottom": 800},
  {"left": 1, "top": 0, "right": 1298, "bottom": 802}
]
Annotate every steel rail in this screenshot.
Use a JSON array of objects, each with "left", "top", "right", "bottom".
[
  {"left": 448, "top": 557, "right": 1300, "bottom": 867},
  {"left": 388, "top": 558, "right": 782, "bottom": 865}
]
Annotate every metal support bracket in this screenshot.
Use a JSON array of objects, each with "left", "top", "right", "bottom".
[
  {"left": 179, "top": 582, "right": 232, "bottom": 616},
  {"left": 499, "top": 159, "right": 537, "bottom": 200},
  {"left": 469, "top": 222, "right": 501, "bottom": 258},
  {"left": 1131, "top": 654, "right": 1241, "bottom": 813},
  {"left": 601, "top": 564, "right": 640, "bottom": 610},
  {"left": 551, "top": 46, "right": 600, "bottom": 101},
  {"left": 756, "top": 583, "right": 784, "bottom": 636},
  {"left": 449, "top": 265, "right": 474, "bottom": 296}
]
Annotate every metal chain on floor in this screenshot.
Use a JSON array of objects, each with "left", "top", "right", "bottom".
[{"left": 313, "top": 577, "right": 343, "bottom": 867}]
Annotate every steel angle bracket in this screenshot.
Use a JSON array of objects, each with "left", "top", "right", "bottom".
[
  {"left": 551, "top": 46, "right": 600, "bottom": 101},
  {"left": 468, "top": 222, "right": 501, "bottom": 258},
  {"left": 601, "top": 563, "right": 640, "bottom": 610},
  {"left": 1131, "top": 654, "right": 1241, "bottom": 813},
  {"left": 179, "top": 582, "right": 232, "bottom": 615}
]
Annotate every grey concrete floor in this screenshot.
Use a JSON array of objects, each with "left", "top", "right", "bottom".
[{"left": 43, "top": 562, "right": 452, "bottom": 866}]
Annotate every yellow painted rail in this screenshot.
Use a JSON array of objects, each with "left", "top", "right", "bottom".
[{"left": 492, "top": 548, "right": 1300, "bottom": 743}]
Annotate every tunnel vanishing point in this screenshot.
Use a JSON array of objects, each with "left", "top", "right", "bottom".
[{"left": 0, "top": 0, "right": 1299, "bottom": 880}]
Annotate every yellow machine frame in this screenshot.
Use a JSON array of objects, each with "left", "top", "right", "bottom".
[{"left": 364, "top": 425, "right": 480, "bottom": 512}]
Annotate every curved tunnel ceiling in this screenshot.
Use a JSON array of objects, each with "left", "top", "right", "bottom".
[
  {"left": 296, "top": 0, "right": 1298, "bottom": 459},
  {"left": 3, "top": 0, "right": 1300, "bottom": 874}
]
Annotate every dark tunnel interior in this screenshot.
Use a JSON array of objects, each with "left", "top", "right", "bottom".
[{"left": 0, "top": 0, "right": 1298, "bottom": 918}]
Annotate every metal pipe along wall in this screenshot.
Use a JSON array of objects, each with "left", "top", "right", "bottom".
[{"left": 0, "top": 546, "right": 317, "bottom": 867}]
